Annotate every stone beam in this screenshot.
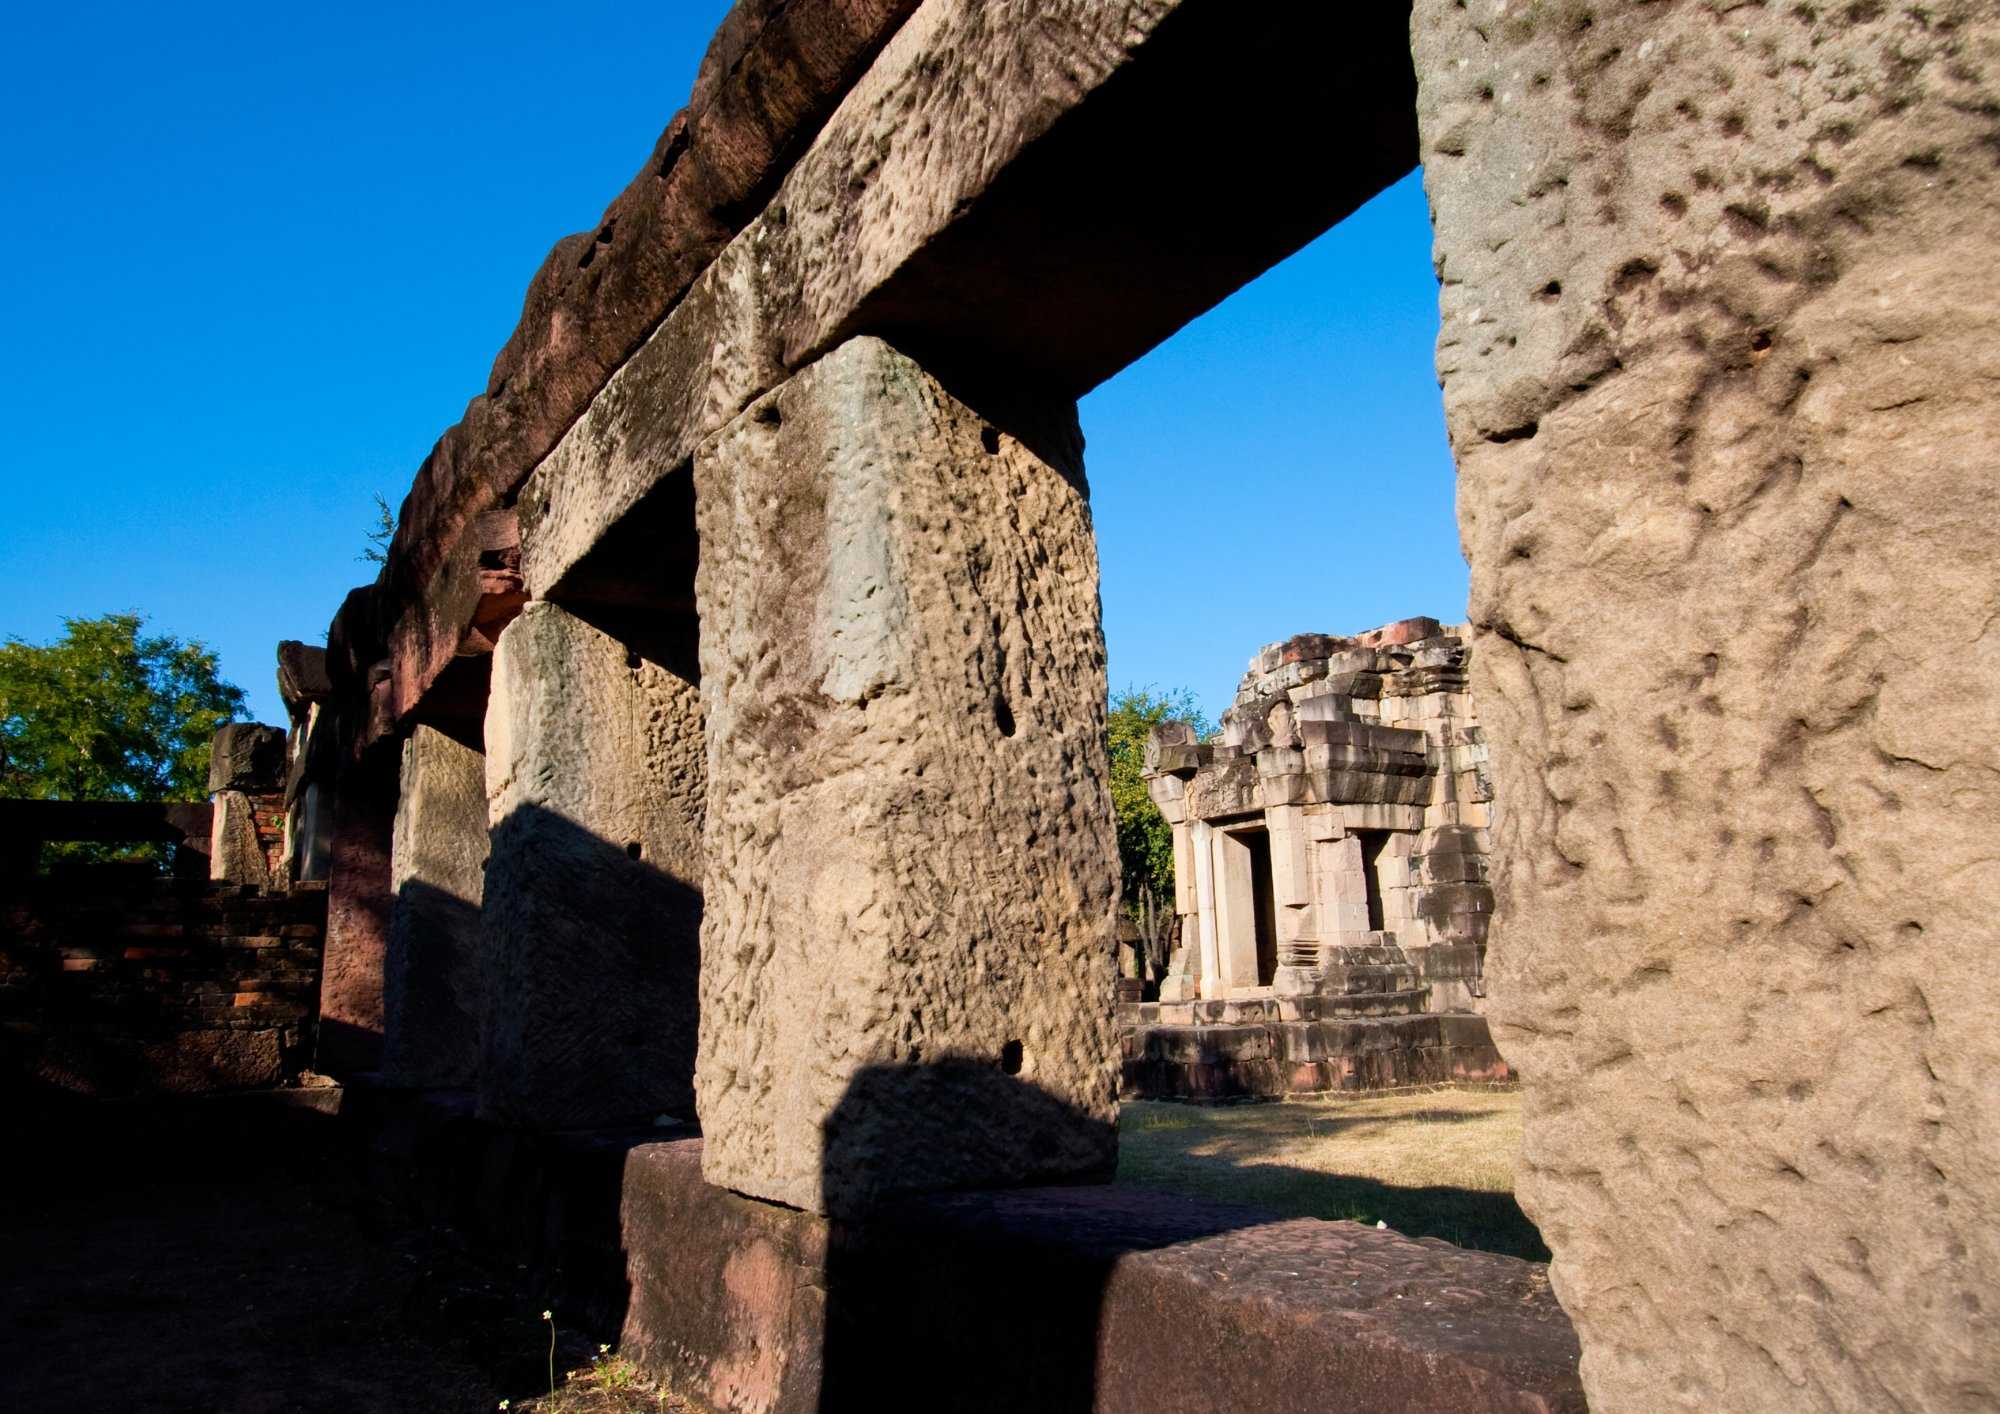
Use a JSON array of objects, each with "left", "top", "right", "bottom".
[
  {"left": 521, "top": 0, "right": 1418, "bottom": 602},
  {"left": 692, "top": 336, "right": 1118, "bottom": 1215},
  {"left": 365, "top": 0, "right": 922, "bottom": 732}
]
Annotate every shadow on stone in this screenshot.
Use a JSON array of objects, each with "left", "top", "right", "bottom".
[
  {"left": 479, "top": 804, "right": 701, "bottom": 1128},
  {"left": 816, "top": 1062, "right": 1222, "bottom": 1412}
]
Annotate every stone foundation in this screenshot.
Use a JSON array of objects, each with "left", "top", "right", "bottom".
[
  {"left": 1119, "top": 997, "right": 1510, "bottom": 1102},
  {"left": 352, "top": 1086, "right": 1582, "bottom": 1413}
]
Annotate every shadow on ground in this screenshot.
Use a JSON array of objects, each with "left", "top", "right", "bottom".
[
  {"left": 1117, "top": 1092, "right": 1549, "bottom": 1261},
  {"left": 0, "top": 1090, "right": 647, "bottom": 1414}
]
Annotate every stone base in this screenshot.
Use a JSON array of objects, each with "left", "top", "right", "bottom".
[
  {"left": 1118, "top": 1001, "right": 1511, "bottom": 1101},
  {"left": 347, "top": 1085, "right": 1580, "bottom": 1413}
]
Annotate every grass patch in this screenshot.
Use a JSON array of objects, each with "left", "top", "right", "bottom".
[{"left": 1117, "top": 1087, "right": 1547, "bottom": 1261}]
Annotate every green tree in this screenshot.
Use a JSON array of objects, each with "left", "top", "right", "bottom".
[
  {"left": 359, "top": 492, "right": 397, "bottom": 565},
  {"left": 1107, "top": 685, "right": 1213, "bottom": 980},
  {"left": 0, "top": 613, "right": 246, "bottom": 802}
]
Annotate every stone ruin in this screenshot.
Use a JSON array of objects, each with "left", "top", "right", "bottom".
[
  {"left": 1121, "top": 617, "right": 1510, "bottom": 1099},
  {"left": 247, "top": 3, "right": 1998, "bottom": 1410}
]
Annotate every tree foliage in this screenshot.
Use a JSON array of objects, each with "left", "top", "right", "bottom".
[
  {"left": 1107, "top": 685, "right": 1214, "bottom": 974},
  {"left": 0, "top": 613, "right": 246, "bottom": 802},
  {"left": 360, "top": 492, "right": 398, "bottom": 565}
]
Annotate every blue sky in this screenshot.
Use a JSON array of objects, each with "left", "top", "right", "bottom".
[{"left": 0, "top": 3, "right": 1464, "bottom": 730}]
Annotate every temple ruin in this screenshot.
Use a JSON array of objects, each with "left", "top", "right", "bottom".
[
  {"left": 83, "top": 3, "right": 1988, "bottom": 1411},
  {"left": 1121, "top": 617, "right": 1510, "bottom": 1099}
]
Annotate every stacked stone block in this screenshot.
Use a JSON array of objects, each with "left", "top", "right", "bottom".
[
  {"left": 207, "top": 722, "right": 289, "bottom": 888},
  {"left": 0, "top": 876, "right": 327, "bottom": 1095},
  {"left": 1126, "top": 620, "right": 1506, "bottom": 1100},
  {"left": 1144, "top": 620, "right": 1497, "bottom": 1011}
]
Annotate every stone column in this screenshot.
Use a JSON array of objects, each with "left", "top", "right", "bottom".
[
  {"left": 1190, "top": 819, "right": 1219, "bottom": 1000},
  {"left": 479, "top": 601, "right": 704, "bottom": 1129},
  {"left": 692, "top": 335, "right": 1117, "bottom": 1216},
  {"left": 1417, "top": 5, "right": 2000, "bottom": 1407},
  {"left": 381, "top": 725, "right": 488, "bottom": 1089},
  {"left": 208, "top": 723, "right": 287, "bottom": 887},
  {"left": 317, "top": 758, "right": 396, "bottom": 1075}
]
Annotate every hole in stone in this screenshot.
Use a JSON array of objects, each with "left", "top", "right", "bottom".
[
  {"left": 753, "top": 402, "right": 782, "bottom": 427},
  {"left": 627, "top": 651, "right": 643, "bottom": 670},
  {"left": 1750, "top": 330, "right": 1773, "bottom": 352},
  {"left": 981, "top": 425, "right": 1001, "bottom": 454},
  {"left": 625, "top": 841, "right": 643, "bottom": 861},
  {"left": 999, "top": 1039, "right": 1024, "bottom": 1075},
  {"left": 993, "top": 694, "right": 1016, "bottom": 738},
  {"left": 1537, "top": 280, "right": 1562, "bottom": 301}
]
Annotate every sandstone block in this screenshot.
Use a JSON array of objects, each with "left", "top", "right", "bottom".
[
  {"left": 208, "top": 791, "right": 271, "bottom": 887},
  {"left": 207, "top": 723, "right": 287, "bottom": 794},
  {"left": 480, "top": 602, "right": 704, "bottom": 1128},
  {"left": 381, "top": 725, "right": 488, "bottom": 1089},
  {"left": 1418, "top": 5, "right": 2000, "bottom": 1403},
  {"left": 692, "top": 336, "right": 1117, "bottom": 1215}
]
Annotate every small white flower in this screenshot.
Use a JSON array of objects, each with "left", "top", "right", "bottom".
[
  {"left": 1376, "top": 1221, "right": 1388, "bottom": 1230},
  {"left": 599, "top": 1344, "right": 611, "bottom": 1354},
  {"left": 541, "top": 1309, "right": 553, "bottom": 1321},
  {"left": 498, "top": 1402, "right": 510, "bottom": 1411}
]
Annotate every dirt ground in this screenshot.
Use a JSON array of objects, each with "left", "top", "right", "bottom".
[
  {"left": 0, "top": 1138, "right": 685, "bottom": 1414},
  {"left": 0, "top": 1087, "right": 1539, "bottom": 1412}
]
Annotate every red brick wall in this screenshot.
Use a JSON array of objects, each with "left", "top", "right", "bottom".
[{"left": 0, "top": 874, "right": 327, "bottom": 1096}]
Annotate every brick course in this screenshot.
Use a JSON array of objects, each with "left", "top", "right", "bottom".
[{"left": 0, "top": 874, "right": 326, "bottom": 1096}]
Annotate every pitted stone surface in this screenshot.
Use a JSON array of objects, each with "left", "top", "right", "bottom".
[
  {"left": 480, "top": 602, "right": 704, "bottom": 1128},
  {"left": 1416, "top": 3, "right": 2000, "bottom": 1409},
  {"left": 382, "top": 725, "right": 487, "bottom": 1089},
  {"left": 692, "top": 336, "right": 1118, "bottom": 1214}
]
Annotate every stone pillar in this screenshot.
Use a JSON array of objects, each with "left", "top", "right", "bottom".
[
  {"left": 479, "top": 600, "right": 703, "bottom": 1129},
  {"left": 317, "top": 758, "right": 396, "bottom": 1074},
  {"left": 381, "top": 725, "right": 488, "bottom": 1089},
  {"left": 208, "top": 722, "right": 287, "bottom": 887},
  {"left": 1191, "top": 819, "right": 1220, "bottom": 1000},
  {"left": 1416, "top": 4, "right": 2000, "bottom": 1408},
  {"left": 692, "top": 335, "right": 1117, "bottom": 1216}
]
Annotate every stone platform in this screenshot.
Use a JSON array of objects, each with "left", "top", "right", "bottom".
[
  {"left": 349, "top": 1085, "right": 1579, "bottom": 1413},
  {"left": 1118, "top": 997, "right": 1511, "bottom": 1101}
]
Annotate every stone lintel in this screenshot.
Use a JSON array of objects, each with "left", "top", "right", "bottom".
[{"left": 521, "top": 0, "right": 1418, "bottom": 601}]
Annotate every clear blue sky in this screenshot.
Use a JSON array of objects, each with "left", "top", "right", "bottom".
[{"left": 0, "top": 3, "right": 1464, "bottom": 731}]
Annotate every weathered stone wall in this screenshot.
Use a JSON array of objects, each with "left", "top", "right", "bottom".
[
  {"left": 1415, "top": 3, "right": 2000, "bottom": 1408},
  {"left": 0, "top": 876, "right": 326, "bottom": 1096},
  {"left": 480, "top": 601, "right": 705, "bottom": 1128},
  {"left": 382, "top": 725, "right": 488, "bottom": 1089},
  {"left": 692, "top": 336, "right": 1119, "bottom": 1215}
]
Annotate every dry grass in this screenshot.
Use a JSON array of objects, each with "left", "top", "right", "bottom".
[
  {"left": 506, "top": 1353, "right": 696, "bottom": 1413},
  {"left": 1117, "top": 1086, "right": 1547, "bottom": 1260}
]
